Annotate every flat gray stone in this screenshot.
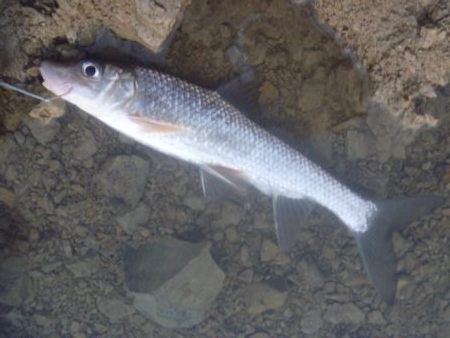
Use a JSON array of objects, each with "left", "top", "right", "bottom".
[{"left": 124, "top": 237, "right": 225, "bottom": 328}]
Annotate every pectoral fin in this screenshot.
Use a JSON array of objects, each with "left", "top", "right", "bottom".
[
  {"left": 200, "top": 164, "right": 250, "bottom": 199},
  {"left": 273, "top": 195, "right": 315, "bottom": 251},
  {"left": 129, "top": 114, "right": 185, "bottom": 134}
]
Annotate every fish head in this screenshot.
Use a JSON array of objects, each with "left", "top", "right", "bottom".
[{"left": 40, "top": 59, "right": 137, "bottom": 116}]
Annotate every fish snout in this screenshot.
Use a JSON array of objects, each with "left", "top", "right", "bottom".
[{"left": 40, "top": 60, "right": 74, "bottom": 96}]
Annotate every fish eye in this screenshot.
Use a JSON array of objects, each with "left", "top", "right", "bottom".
[{"left": 81, "top": 61, "right": 100, "bottom": 78}]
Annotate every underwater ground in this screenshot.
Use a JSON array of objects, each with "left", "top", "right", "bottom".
[{"left": 1, "top": 0, "right": 450, "bottom": 337}]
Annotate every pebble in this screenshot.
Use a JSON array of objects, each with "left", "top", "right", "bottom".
[
  {"left": 117, "top": 203, "right": 151, "bottom": 234},
  {"left": 98, "top": 155, "right": 150, "bottom": 207},
  {"left": 65, "top": 255, "right": 100, "bottom": 278},
  {"left": 324, "top": 303, "right": 365, "bottom": 324},
  {"left": 73, "top": 129, "right": 98, "bottom": 161},
  {"left": 301, "top": 309, "right": 323, "bottom": 334},
  {"left": 24, "top": 118, "right": 60, "bottom": 145},
  {"left": 244, "top": 282, "right": 287, "bottom": 315},
  {"left": 98, "top": 298, "right": 135, "bottom": 323},
  {"left": 258, "top": 81, "right": 279, "bottom": 106},
  {"left": 32, "top": 314, "right": 55, "bottom": 328},
  {"left": 260, "top": 239, "right": 289, "bottom": 265}
]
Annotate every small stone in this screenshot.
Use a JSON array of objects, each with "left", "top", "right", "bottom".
[
  {"left": 258, "top": 81, "right": 279, "bottom": 106},
  {"left": 419, "top": 27, "right": 447, "bottom": 49},
  {"left": 301, "top": 310, "right": 323, "bottom": 334},
  {"left": 183, "top": 195, "right": 205, "bottom": 211},
  {"left": 73, "top": 129, "right": 98, "bottom": 161},
  {"left": 65, "top": 255, "right": 100, "bottom": 278},
  {"left": 32, "top": 314, "right": 54, "bottom": 327},
  {"left": 98, "top": 298, "right": 135, "bottom": 323},
  {"left": 24, "top": 117, "right": 60, "bottom": 144},
  {"left": 62, "top": 240, "right": 73, "bottom": 257},
  {"left": 324, "top": 303, "right": 365, "bottom": 324},
  {"left": 226, "top": 227, "right": 239, "bottom": 242},
  {"left": 297, "top": 81, "right": 324, "bottom": 111},
  {"left": 260, "top": 239, "right": 289, "bottom": 265},
  {"left": 0, "top": 187, "right": 16, "bottom": 207},
  {"left": 244, "top": 282, "right": 287, "bottom": 315},
  {"left": 297, "top": 261, "right": 324, "bottom": 288},
  {"left": 249, "top": 333, "right": 270, "bottom": 338},
  {"left": 346, "top": 128, "right": 376, "bottom": 160},
  {"left": 29, "top": 100, "right": 66, "bottom": 125},
  {"left": 117, "top": 203, "right": 151, "bottom": 234},
  {"left": 238, "top": 269, "right": 254, "bottom": 283},
  {"left": 368, "top": 310, "right": 385, "bottom": 324},
  {"left": 392, "top": 232, "right": 412, "bottom": 257},
  {"left": 28, "top": 228, "right": 40, "bottom": 242},
  {"left": 441, "top": 208, "right": 450, "bottom": 217},
  {"left": 98, "top": 155, "right": 150, "bottom": 207}
]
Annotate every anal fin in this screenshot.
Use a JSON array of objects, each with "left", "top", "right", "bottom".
[
  {"left": 200, "top": 164, "right": 250, "bottom": 200},
  {"left": 273, "top": 195, "right": 315, "bottom": 251}
]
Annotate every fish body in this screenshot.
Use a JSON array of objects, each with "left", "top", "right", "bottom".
[{"left": 40, "top": 60, "right": 444, "bottom": 302}]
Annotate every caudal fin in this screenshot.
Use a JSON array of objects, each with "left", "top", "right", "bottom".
[{"left": 354, "top": 195, "right": 445, "bottom": 303}]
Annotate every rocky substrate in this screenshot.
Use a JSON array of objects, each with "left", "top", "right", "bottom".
[{"left": 1, "top": 0, "right": 450, "bottom": 337}]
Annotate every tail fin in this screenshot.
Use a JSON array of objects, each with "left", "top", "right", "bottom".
[{"left": 354, "top": 195, "right": 445, "bottom": 303}]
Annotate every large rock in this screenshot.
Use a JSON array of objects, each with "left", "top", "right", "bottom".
[
  {"left": 54, "top": 0, "right": 190, "bottom": 52},
  {"left": 124, "top": 237, "right": 225, "bottom": 328},
  {"left": 98, "top": 155, "right": 150, "bottom": 207}
]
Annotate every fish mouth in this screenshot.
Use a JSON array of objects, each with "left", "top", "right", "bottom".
[{"left": 40, "top": 60, "right": 73, "bottom": 97}]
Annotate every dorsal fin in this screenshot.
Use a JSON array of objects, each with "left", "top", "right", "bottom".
[{"left": 217, "top": 69, "right": 260, "bottom": 117}]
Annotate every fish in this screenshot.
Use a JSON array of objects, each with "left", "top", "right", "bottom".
[{"left": 40, "top": 59, "right": 444, "bottom": 303}]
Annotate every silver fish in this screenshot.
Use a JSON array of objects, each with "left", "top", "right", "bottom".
[{"left": 40, "top": 59, "right": 443, "bottom": 303}]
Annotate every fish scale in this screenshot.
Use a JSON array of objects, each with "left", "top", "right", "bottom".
[{"left": 39, "top": 59, "right": 444, "bottom": 303}]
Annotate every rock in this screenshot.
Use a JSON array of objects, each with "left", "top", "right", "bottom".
[
  {"left": 56, "top": 0, "right": 189, "bottom": 53},
  {"left": 117, "top": 203, "right": 151, "bottom": 234},
  {"left": 32, "top": 314, "right": 55, "bottom": 328},
  {"left": 346, "top": 128, "right": 376, "bottom": 160},
  {"left": 124, "top": 237, "right": 225, "bottom": 328},
  {"left": 260, "top": 239, "right": 289, "bottom": 265},
  {"left": 301, "top": 309, "right": 323, "bottom": 334},
  {"left": 24, "top": 117, "right": 60, "bottom": 144},
  {"left": 29, "top": 99, "right": 66, "bottom": 125},
  {"left": 0, "top": 275, "right": 35, "bottom": 307},
  {"left": 65, "top": 255, "right": 100, "bottom": 278},
  {"left": 367, "top": 310, "right": 385, "bottom": 324},
  {"left": 324, "top": 303, "right": 365, "bottom": 324},
  {"left": 258, "top": 81, "right": 279, "bottom": 106},
  {"left": 297, "top": 261, "right": 324, "bottom": 288},
  {"left": 225, "top": 227, "right": 239, "bottom": 243},
  {"left": 98, "top": 155, "right": 150, "bottom": 207},
  {"left": 98, "top": 298, "right": 135, "bottom": 323},
  {"left": 297, "top": 80, "right": 325, "bottom": 111},
  {"left": 419, "top": 27, "right": 447, "bottom": 49},
  {"left": 73, "top": 129, "right": 98, "bottom": 161},
  {"left": 244, "top": 282, "right": 287, "bottom": 315},
  {"left": 249, "top": 333, "right": 270, "bottom": 338}
]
